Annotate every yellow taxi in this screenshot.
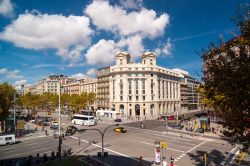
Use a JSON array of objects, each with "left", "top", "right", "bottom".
[{"left": 114, "top": 127, "right": 127, "bottom": 133}]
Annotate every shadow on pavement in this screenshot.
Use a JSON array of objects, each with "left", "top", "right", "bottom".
[{"left": 188, "top": 149, "right": 226, "bottom": 166}]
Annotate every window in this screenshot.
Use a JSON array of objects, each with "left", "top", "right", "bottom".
[
  {"left": 5, "top": 137, "right": 12, "bottom": 141},
  {"left": 120, "top": 59, "right": 123, "bottom": 65},
  {"left": 129, "top": 96, "right": 132, "bottom": 101},
  {"left": 143, "top": 96, "right": 145, "bottom": 101},
  {"left": 150, "top": 59, "right": 153, "bottom": 65},
  {"left": 120, "top": 96, "right": 123, "bottom": 101},
  {"left": 136, "top": 96, "right": 139, "bottom": 101}
]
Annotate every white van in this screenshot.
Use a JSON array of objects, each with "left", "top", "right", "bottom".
[{"left": 0, "top": 134, "right": 16, "bottom": 145}]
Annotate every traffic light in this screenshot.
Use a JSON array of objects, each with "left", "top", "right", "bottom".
[{"left": 203, "top": 153, "right": 207, "bottom": 161}]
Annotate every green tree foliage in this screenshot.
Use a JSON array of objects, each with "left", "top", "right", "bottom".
[
  {"left": 18, "top": 92, "right": 96, "bottom": 114},
  {"left": 0, "top": 82, "right": 16, "bottom": 120},
  {"left": 201, "top": 4, "right": 250, "bottom": 145}
]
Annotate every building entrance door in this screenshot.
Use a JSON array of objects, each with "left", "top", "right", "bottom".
[{"left": 135, "top": 104, "right": 140, "bottom": 116}]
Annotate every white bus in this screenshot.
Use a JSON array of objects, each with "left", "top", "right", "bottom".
[
  {"left": 96, "top": 110, "right": 120, "bottom": 119},
  {"left": 71, "top": 114, "right": 96, "bottom": 126},
  {"left": 0, "top": 134, "right": 15, "bottom": 145}
]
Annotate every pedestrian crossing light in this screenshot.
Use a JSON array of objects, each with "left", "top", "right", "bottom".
[{"left": 203, "top": 153, "right": 206, "bottom": 161}]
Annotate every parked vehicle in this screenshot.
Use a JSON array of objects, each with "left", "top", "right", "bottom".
[
  {"left": 71, "top": 114, "right": 96, "bottom": 126},
  {"left": 0, "top": 134, "right": 15, "bottom": 145},
  {"left": 195, "top": 128, "right": 205, "bottom": 133},
  {"left": 114, "top": 118, "right": 122, "bottom": 122}
]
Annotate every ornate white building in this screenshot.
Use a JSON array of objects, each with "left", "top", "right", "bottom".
[{"left": 108, "top": 52, "right": 181, "bottom": 117}]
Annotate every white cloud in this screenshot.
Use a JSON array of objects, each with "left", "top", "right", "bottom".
[
  {"left": 154, "top": 38, "right": 172, "bottom": 57},
  {"left": 85, "top": 39, "right": 120, "bottom": 65},
  {"left": 0, "top": 11, "right": 93, "bottom": 62},
  {"left": 119, "top": 0, "right": 143, "bottom": 10},
  {"left": 85, "top": 35, "right": 145, "bottom": 65},
  {"left": 0, "top": 0, "right": 14, "bottom": 17},
  {"left": 85, "top": 0, "right": 169, "bottom": 38},
  {"left": 0, "top": 68, "right": 23, "bottom": 79},
  {"left": 13, "top": 79, "right": 27, "bottom": 87},
  {"left": 86, "top": 68, "right": 97, "bottom": 76},
  {"left": 162, "top": 38, "right": 172, "bottom": 56},
  {"left": 70, "top": 73, "right": 86, "bottom": 80},
  {"left": 117, "top": 35, "right": 144, "bottom": 58}
]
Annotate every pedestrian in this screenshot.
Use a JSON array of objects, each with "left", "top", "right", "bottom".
[
  {"left": 162, "top": 157, "right": 167, "bottom": 166},
  {"left": 170, "top": 156, "right": 174, "bottom": 165}
]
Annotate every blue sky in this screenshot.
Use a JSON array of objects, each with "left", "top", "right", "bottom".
[{"left": 0, "top": 0, "right": 245, "bottom": 87}]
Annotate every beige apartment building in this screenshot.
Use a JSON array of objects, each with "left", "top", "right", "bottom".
[{"left": 97, "top": 52, "right": 182, "bottom": 118}]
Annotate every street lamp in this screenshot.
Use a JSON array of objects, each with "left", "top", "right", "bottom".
[
  {"left": 58, "top": 81, "right": 62, "bottom": 159},
  {"left": 78, "top": 124, "right": 119, "bottom": 159}
]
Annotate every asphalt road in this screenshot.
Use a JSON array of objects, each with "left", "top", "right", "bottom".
[
  {"left": 0, "top": 136, "right": 70, "bottom": 161},
  {"left": 0, "top": 120, "right": 238, "bottom": 166},
  {"left": 64, "top": 121, "right": 236, "bottom": 166}
]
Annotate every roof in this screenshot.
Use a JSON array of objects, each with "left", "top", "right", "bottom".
[{"left": 142, "top": 52, "right": 156, "bottom": 58}]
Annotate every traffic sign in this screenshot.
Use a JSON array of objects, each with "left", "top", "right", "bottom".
[{"left": 160, "top": 141, "right": 167, "bottom": 149}]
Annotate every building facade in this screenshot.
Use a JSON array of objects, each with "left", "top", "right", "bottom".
[
  {"left": 79, "top": 78, "right": 97, "bottom": 94},
  {"left": 173, "top": 69, "right": 199, "bottom": 111},
  {"left": 107, "top": 52, "right": 181, "bottom": 117},
  {"left": 96, "top": 67, "right": 110, "bottom": 109}
]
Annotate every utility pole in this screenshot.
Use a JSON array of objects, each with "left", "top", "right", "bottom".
[
  {"left": 58, "top": 81, "right": 62, "bottom": 159},
  {"left": 13, "top": 92, "right": 16, "bottom": 131}
]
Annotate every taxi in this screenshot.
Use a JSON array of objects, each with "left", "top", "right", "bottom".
[{"left": 114, "top": 127, "right": 127, "bottom": 133}]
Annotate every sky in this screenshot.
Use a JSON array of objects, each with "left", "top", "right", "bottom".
[{"left": 0, "top": 0, "right": 246, "bottom": 88}]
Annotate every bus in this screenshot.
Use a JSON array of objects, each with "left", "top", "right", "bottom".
[
  {"left": 71, "top": 114, "right": 96, "bottom": 126},
  {"left": 96, "top": 110, "right": 120, "bottom": 119}
]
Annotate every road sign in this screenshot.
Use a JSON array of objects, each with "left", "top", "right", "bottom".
[{"left": 160, "top": 141, "right": 167, "bottom": 149}]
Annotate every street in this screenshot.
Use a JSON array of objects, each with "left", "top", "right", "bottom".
[{"left": 0, "top": 120, "right": 238, "bottom": 166}]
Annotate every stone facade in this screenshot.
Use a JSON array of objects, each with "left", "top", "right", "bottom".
[{"left": 108, "top": 52, "right": 181, "bottom": 118}]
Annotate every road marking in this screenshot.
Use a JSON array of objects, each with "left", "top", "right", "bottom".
[
  {"left": 27, "top": 142, "right": 40, "bottom": 146},
  {"left": 123, "top": 125, "right": 204, "bottom": 141},
  {"left": 221, "top": 145, "right": 240, "bottom": 165},
  {"left": 154, "top": 133, "right": 193, "bottom": 142},
  {"left": 174, "top": 139, "right": 214, "bottom": 163},
  {"left": 33, "top": 147, "right": 49, "bottom": 152},
  {"left": 154, "top": 136, "right": 197, "bottom": 146},
  {"left": 70, "top": 136, "right": 140, "bottom": 163},
  {"left": 5, "top": 153, "right": 22, "bottom": 158},
  {"left": 141, "top": 141, "right": 185, "bottom": 153},
  {"left": 1, "top": 149, "right": 17, "bottom": 154},
  {"left": 0, "top": 147, "right": 15, "bottom": 151}
]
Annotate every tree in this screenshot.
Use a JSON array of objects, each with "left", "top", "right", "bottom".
[
  {"left": 0, "top": 82, "right": 16, "bottom": 120},
  {"left": 201, "top": 4, "right": 250, "bottom": 146}
]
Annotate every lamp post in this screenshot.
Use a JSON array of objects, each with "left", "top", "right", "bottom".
[
  {"left": 13, "top": 92, "right": 16, "bottom": 131},
  {"left": 78, "top": 124, "right": 119, "bottom": 159},
  {"left": 58, "top": 81, "right": 62, "bottom": 159}
]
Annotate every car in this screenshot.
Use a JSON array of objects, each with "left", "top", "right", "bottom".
[
  {"left": 114, "top": 127, "right": 127, "bottom": 133},
  {"left": 65, "top": 126, "right": 78, "bottom": 136},
  {"left": 114, "top": 118, "right": 122, "bottom": 122},
  {"left": 50, "top": 124, "right": 59, "bottom": 130},
  {"left": 195, "top": 128, "right": 205, "bottom": 133}
]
